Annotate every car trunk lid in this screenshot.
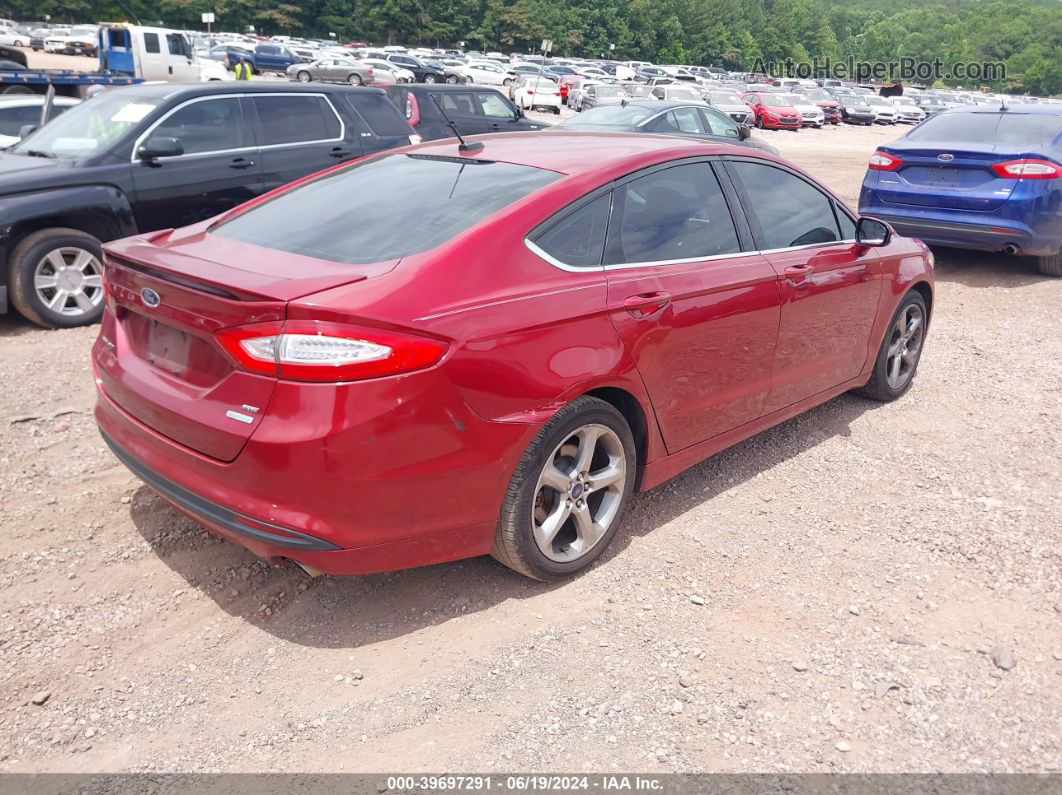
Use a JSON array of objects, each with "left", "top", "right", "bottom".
[
  {"left": 95, "top": 229, "right": 396, "bottom": 461},
  {"left": 873, "top": 142, "right": 1031, "bottom": 211}
]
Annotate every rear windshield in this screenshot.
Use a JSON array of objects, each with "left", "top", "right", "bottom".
[
  {"left": 214, "top": 154, "right": 560, "bottom": 264},
  {"left": 906, "top": 112, "right": 1062, "bottom": 146}
]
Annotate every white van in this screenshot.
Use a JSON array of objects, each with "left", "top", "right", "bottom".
[{"left": 99, "top": 24, "right": 230, "bottom": 82}]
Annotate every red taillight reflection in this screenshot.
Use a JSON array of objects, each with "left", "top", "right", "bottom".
[
  {"left": 868, "top": 151, "right": 903, "bottom": 171},
  {"left": 991, "top": 158, "right": 1062, "bottom": 179}
]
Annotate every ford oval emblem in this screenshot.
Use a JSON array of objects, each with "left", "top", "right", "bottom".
[
  {"left": 937, "top": 153, "right": 955, "bottom": 162},
  {"left": 140, "top": 287, "right": 161, "bottom": 308}
]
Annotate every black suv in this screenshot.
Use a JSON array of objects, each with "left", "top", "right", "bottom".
[
  {"left": 385, "top": 84, "right": 545, "bottom": 141},
  {"left": 0, "top": 82, "right": 416, "bottom": 328},
  {"left": 384, "top": 53, "right": 466, "bottom": 84}
]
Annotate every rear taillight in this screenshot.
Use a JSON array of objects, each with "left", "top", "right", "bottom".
[
  {"left": 215, "top": 320, "right": 447, "bottom": 382},
  {"left": 868, "top": 151, "right": 902, "bottom": 171},
  {"left": 406, "top": 92, "right": 420, "bottom": 126},
  {"left": 991, "top": 159, "right": 1062, "bottom": 179}
]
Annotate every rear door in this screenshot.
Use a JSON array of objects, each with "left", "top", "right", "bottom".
[
  {"left": 130, "top": 95, "right": 264, "bottom": 232},
  {"left": 475, "top": 90, "right": 523, "bottom": 133},
  {"left": 248, "top": 93, "right": 354, "bottom": 192},
  {"left": 725, "top": 158, "right": 882, "bottom": 413},
  {"left": 602, "top": 160, "right": 781, "bottom": 452}
]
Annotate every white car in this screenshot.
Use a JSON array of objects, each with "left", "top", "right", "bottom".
[
  {"left": 461, "top": 60, "right": 515, "bottom": 87},
  {"left": 0, "top": 28, "right": 28, "bottom": 47},
  {"left": 779, "top": 93, "right": 825, "bottom": 127},
  {"left": 0, "top": 96, "right": 80, "bottom": 147},
  {"left": 512, "top": 75, "right": 561, "bottom": 113},
  {"left": 361, "top": 58, "right": 413, "bottom": 83},
  {"left": 888, "top": 96, "right": 926, "bottom": 123},
  {"left": 865, "top": 95, "right": 899, "bottom": 123}
]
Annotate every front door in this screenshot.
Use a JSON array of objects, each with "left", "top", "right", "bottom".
[
  {"left": 724, "top": 159, "right": 882, "bottom": 413},
  {"left": 130, "top": 95, "right": 263, "bottom": 232},
  {"left": 603, "top": 161, "right": 782, "bottom": 453},
  {"left": 247, "top": 93, "right": 357, "bottom": 193}
]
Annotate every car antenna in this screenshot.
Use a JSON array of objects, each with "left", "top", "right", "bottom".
[{"left": 428, "top": 93, "right": 483, "bottom": 153}]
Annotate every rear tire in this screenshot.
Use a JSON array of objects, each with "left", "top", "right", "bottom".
[
  {"left": 491, "top": 396, "right": 636, "bottom": 581},
  {"left": 423, "top": 73, "right": 437, "bottom": 84},
  {"left": 1036, "top": 250, "right": 1062, "bottom": 277},
  {"left": 445, "top": 75, "right": 459, "bottom": 84},
  {"left": 347, "top": 73, "right": 362, "bottom": 86},
  {"left": 854, "top": 290, "right": 928, "bottom": 402},
  {"left": 1, "top": 85, "right": 34, "bottom": 95},
  {"left": 8, "top": 228, "right": 105, "bottom": 329}
]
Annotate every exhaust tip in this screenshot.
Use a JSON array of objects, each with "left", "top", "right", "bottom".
[
  {"left": 1002, "top": 244, "right": 1020, "bottom": 256},
  {"left": 290, "top": 560, "right": 324, "bottom": 578}
]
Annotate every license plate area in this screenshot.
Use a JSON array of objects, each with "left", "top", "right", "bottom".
[{"left": 120, "top": 310, "right": 232, "bottom": 388}]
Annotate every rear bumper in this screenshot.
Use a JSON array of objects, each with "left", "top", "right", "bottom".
[
  {"left": 94, "top": 362, "right": 537, "bottom": 575},
  {"left": 865, "top": 212, "right": 1058, "bottom": 256}
]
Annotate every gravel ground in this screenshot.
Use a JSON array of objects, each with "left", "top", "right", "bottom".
[{"left": 1, "top": 51, "right": 1060, "bottom": 774}]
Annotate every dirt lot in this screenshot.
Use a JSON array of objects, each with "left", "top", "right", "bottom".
[{"left": 1, "top": 51, "right": 1061, "bottom": 774}]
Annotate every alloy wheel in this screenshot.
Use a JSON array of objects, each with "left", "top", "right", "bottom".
[
  {"left": 531, "top": 424, "right": 626, "bottom": 563},
  {"left": 885, "top": 303, "right": 925, "bottom": 390},
  {"left": 33, "top": 247, "right": 104, "bottom": 318}
]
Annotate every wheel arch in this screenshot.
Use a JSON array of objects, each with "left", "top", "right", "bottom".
[{"left": 585, "top": 386, "right": 650, "bottom": 470}]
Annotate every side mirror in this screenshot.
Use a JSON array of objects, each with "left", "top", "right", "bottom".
[
  {"left": 738, "top": 124, "right": 751, "bottom": 140},
  {"left": 856, "top": 216, "right": 891, "bottom": 247},
  {"left": 514, "top": 104, "right": 524, "bottom": 119},
  {"left": 18, "top": 124, "right": 35, "bottom": 139},
  {"left": 137, "top": 136, "right": 184, "bottom": 163}
]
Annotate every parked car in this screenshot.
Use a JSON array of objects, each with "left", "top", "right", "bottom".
[
  {"left": 742, "top": 92, "right": 802, "bottom": 130},
  {"left": 794, "top": 87, "right": 842, "bottom": 124},
  {"left": 0, "top": 82, "right": 417, "bottom": 328},
  {"left": 650, "top": 84, "right": 705, "bottom": 104},
  {"left": 888, "top": 96, "right": 926, "bottom": 124},
  {"left": 0, "top": 95, "right": 79, "bottom": 147},
  {"left": 703, "top": 90, "right": 754, "bottom": 126},
  {"left": 573, "top": 83, "right": 627, "bottom": 112},
  {"left": 362, "top": 58, "right": 414, "bottom": 84},
  {"left": 228, "top": 42, "right": 298, "bottom": 73},
  {"left": 386, "top": 53, "right": 465, "bottom": 84},
  {"left": 204, "top": 44, "right": 251, "bottom": 65},
  {"left": 512, "top": 74, "right": 562, "bottom": 113},
  {"left": 92, "top": 132, "right": 933, "bottom": 581},
  {"left": 839, "top": 95, "right": 875, "bottom": 125},
  {"left": 287, "top": 58, "right": 374, "bottom": 86},
  {"left": 556, "top": 101, "right": 777, "bottom": 154},
  {"left": 0, "top": 29, "right": 28, "bottom": 47},
  {"left": 779, "top": 93, "right": 825, "bottom": 127},
  {"left": 28, "top": 28, "right": 49, "bottom": 51},
  {"left": 859, "top": 104, "right": 1062, "bottom": 276},
  {"left": 917, "top": 95, "right": 949, "bottom": 116},
  {"left": 461, "top": 60, "right": 515, "bottom": 87},
  {"left": 865, "top": 94, "right": 899, "bottom": 124},
  {"left": 385, "top": 84, "right": 544, "bottom": 140}
]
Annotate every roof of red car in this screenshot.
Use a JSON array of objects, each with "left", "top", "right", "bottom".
[{"left": 407, "top": 131, "right": 749, "bottom": 176}]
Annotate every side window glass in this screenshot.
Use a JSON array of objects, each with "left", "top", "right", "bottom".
[
  {"left": 666, "top": 108, "right": 706, "bottom": 134},
  {"left": 604, "top": 163, "right": 741, "bottom": 265},
  {"left": 253, "top": 95, "right": 341, "bottom": 145},
  {"left": 730, "top": 161, "right": 841, "bottom": 248},
  {"left": 477, "top": 92, "right": 513, "bottom": 118},
  {"left": 148, "top": 97, "right": 246, "bottom": 155},
  {"left": 143, "top": 32, "right": 160, "bottom": 54},
  {"left": 836, "top": 206, "right": 857, "bottom": 240},
  {"left": 533, "top": 193, "right": 610, "bottom": 269},
  {"left": 166, "top": 33, "right": 185, "bottom": 56},
  {"left": 701, "top": 108, "right": 739, "bottom": 138},
  {"left": 437, "top": 92, "right": 478, "bottom": 115}
]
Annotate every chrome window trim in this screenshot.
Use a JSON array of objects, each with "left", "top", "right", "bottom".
[
  {"left": 526, "top": 237, "right": 860, "bottom": 273},
  {"left": 129, "top": 91, "right": 346, "bottom": 163}
]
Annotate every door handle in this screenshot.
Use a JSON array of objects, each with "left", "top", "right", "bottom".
[
  {"left": 623, "top": 292, "right": 672, "bottom": 318},
  {"left": 489, "top": 123, "right": 501, "bottom": 130},
  {"left": 783, "top": 263, "right": 814, "bottom": 286},
  {"left": 329, "top": 147, "right": 353, "bottom": 158},
  {"left": 228, "top": 157, "right": 255, "bottom": 169}
]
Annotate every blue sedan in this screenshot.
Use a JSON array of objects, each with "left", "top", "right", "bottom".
[{"left": 858, "top": 104, "right": 1062, "bottom": 276}]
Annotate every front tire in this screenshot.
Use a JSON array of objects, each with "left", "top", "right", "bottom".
[
  {"left": 8, "top": 228, "right": 105, "bottom": 329},
  {"left": 1036, "top": 249, "right": 1061, "bottom": 277},
  {"left": 297, "top": 70, "right": 311, "bottom": 83},
  {"left": 854, "top": 290, "right": 928, "bottom": 402},
  {"left": 492, "top": 396, "right": 636, "bottom": 581}
]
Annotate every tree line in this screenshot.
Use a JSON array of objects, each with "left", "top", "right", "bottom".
[{"left": 4, "top": 0, "right": 1060, "bottom": 93}]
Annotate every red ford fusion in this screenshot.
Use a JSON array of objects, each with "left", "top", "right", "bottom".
[{"left": 93, "top": 132, "right": 934, "bottom": 581}]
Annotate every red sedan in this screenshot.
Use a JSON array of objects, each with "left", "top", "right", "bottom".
[
  {"left": 93, "top": 133, "right": 934, "bottom": 581},
  {"left": 743, "top": 91, "right": 803, "bottom": 130}
]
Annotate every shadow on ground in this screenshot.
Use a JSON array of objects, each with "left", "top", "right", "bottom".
[{"left": 130, "top": 389, "right": 885, "bottom": 650}]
